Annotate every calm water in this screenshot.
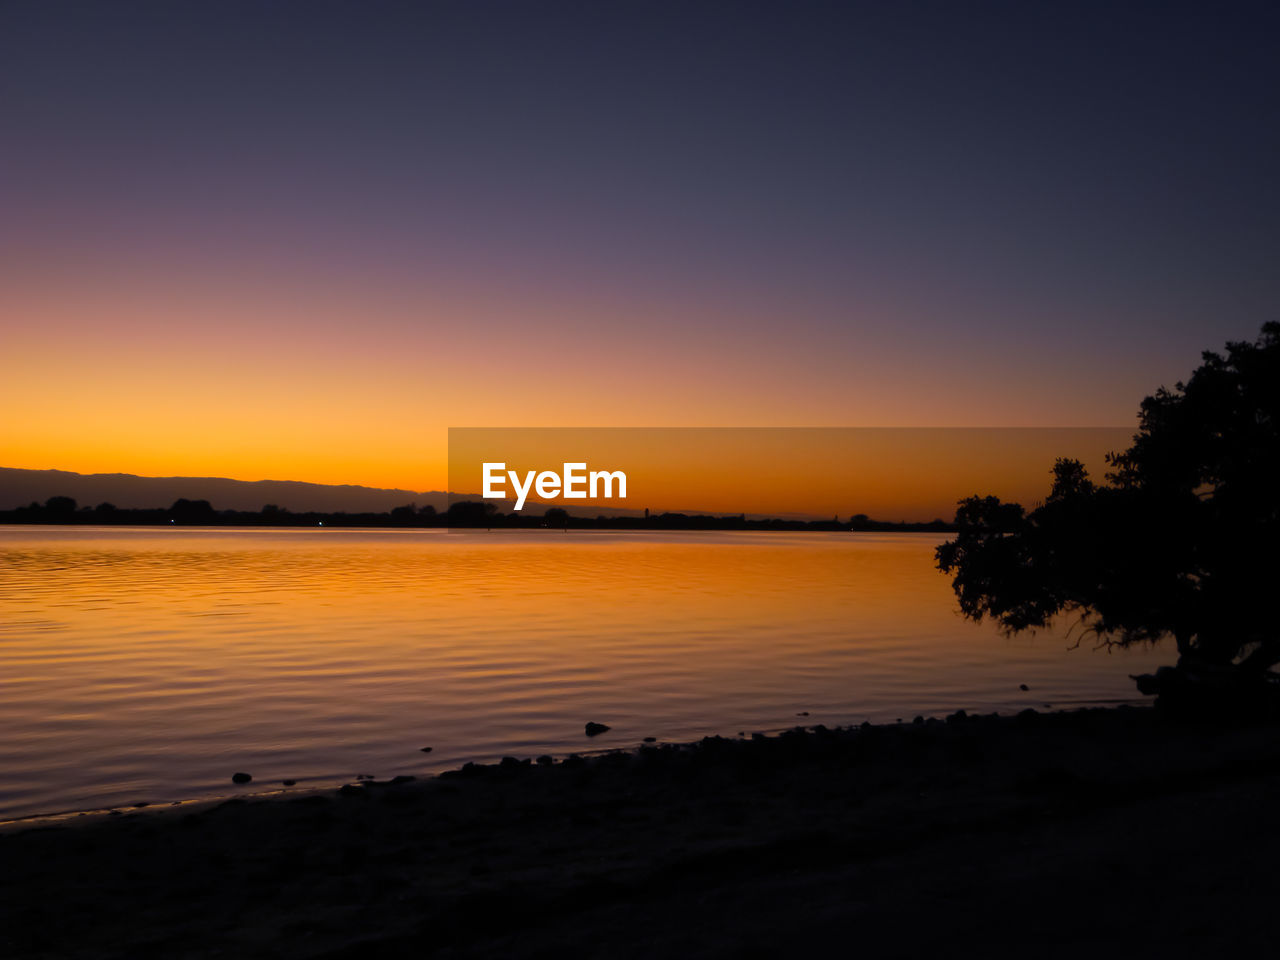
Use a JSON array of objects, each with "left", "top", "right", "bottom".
[{"left": 0, "top": 527, "right": 1164, "bottom": 820}]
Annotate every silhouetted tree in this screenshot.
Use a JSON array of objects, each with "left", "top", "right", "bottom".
[
  {"left": 545, "top": 507, "right": 569, "bottom": 527},
  {"left": 45, "top": 496, "right": 77, "bottom": 514},
  {"left": 937, "top": 324, "right": 1280, "bottom": 711},
  {"left": 169, "top": 498, "right": 216, "bottom": 522},
  {"left": 445, "top": 500, "right": 498, "bottom": 527}
]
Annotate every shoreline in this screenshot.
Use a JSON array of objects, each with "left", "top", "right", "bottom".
[
  {"left": 6, "top": 704, "right": 1280, "bottom": 957},
  {"left": 0, "top": 698, "right": 1149, "bottom": 830},
  {"left": 0, "top": 516, "right": 959, "bottom": 533}
]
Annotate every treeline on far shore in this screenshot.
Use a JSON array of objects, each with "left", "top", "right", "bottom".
[{"left": 0, "top": 496, "right": 956, "bottom": 533}]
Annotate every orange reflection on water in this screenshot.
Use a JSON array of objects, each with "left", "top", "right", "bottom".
[{"left": 0, "top": 527, "right": 1164, "bottom": 820}]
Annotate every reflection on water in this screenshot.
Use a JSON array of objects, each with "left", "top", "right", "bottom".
[{"left": 0, "top": 526, "right": 1164, "bottom": 819}]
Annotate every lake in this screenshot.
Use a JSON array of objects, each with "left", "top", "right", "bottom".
[{"left": 0, "top": 527, "right": 1164, "bottom": 820}]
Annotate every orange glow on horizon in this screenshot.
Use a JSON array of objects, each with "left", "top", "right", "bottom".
[
  {"left": 2, "top": 260, "right": 1142, "bottom": 501},
  {"left": 447, "top": 428, "right": 1132, "bottom": 520}
]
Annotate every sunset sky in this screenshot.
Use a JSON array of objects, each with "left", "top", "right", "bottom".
[{"left": 2, "top": 1, "right": 1278, "bottom": 495}]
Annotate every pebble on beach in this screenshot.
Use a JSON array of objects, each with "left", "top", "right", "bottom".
[
  {"left": 585, "top": 721, "right": 611, "bottom": 736},
  {"left": 231, "top": 772, "right": 252, "bottom": 784}
]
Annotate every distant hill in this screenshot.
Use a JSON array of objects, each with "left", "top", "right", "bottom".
[
  {"left": 0, "top": 467, "right": 832, "bottom": 521},
  {"left": 0, "top": 467, "right": 448, "bottom": 514}
]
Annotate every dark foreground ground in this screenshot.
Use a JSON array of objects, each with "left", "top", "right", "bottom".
[{"left": 5, "top": 706, "right": 1280, "bottom": 959}]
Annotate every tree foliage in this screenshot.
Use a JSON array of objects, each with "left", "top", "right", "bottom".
[{"left": 937, "top": 324, "right": 1280, "bottom": 697}]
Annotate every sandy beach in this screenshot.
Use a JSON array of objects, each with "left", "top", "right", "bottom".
[{"left": 5, "top": 705, "right": 1280, "bottom": 958}]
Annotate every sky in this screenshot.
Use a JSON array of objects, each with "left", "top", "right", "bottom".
[
  {"left": 2, "top": 1, "right": 1278, "bottom": 493},
  {"left": 448, "top": 427, "right": 1134, "bottom": 519}
]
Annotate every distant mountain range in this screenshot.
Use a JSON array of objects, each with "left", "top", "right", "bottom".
[
  {"left": 0, "top": 467, "right": 449, "bottom": 514},
  {"left": 0, "top": 467, "right": 830, "bottom": 521}
]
